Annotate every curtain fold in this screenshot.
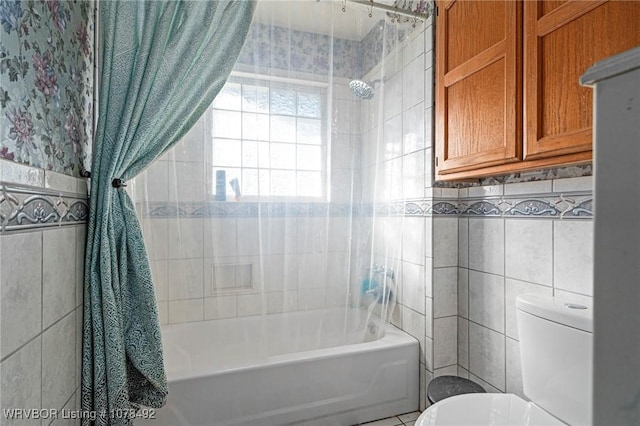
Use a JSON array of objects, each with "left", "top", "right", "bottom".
[{"left": 81, "top": 1, "right": 256, "bottom": 424}]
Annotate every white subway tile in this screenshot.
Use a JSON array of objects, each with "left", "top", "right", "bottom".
[
  {"left": 434, "top": 316, "right": 457, "bottom": 368},
  {"left": 458, "top": 317, "right": 469, "bottom": 370},
  {"left": 168, "top": 259, "right": 204, "bottom": 300},
  {"left": 458, "top": 218, "right": 469, "bottom": 268},
  {"left": 149, "top": 260, "right": 169, "bottom": 301},
  {"left": 75, "top": 226, "right": 86, "bottom": 308},
  {"left": 403, "top": 102, "right": 425, "bottom": 154},
  {"left": 458, "top": 268, "right": 469, "bottom": 319},
  {"left": 1, "top": 337, "right": 41, "bottom": 418},
  {"left": 0, "top": 159, "right": 44, "bottom": 187},
  {"left": 44, "top": 170, "right": 80, "bottom": 193},
  {"left": 141, "top": 218, "right": 168, "bottom": 261},
  {"left": 469, "top": 218, "right": 504, "bottom": 275},
  {"left": 468, "top": 184, "right": 503, "bottom": 197},
  {"left": 43, "top": 228, "right": 76, "bottom": 329},
  {"left": 433, "top": 267, "right": 457, "bottom": 318},
  {"left": 42, "top": 313, "right": 76, "bottom": 412},
  {"left": 297, "top": 288, "right": 326, "bottom": 311},
  {"left": 505, "top": 219, "right": 553, "bottom": 285},
  {"left": 433, "top": 218, "right": 458, "bottom": 267},
  {"left": 403, "top": 151, "right": 426, "bottom": 199},
  {"left": 553, "top": 176, "right": 593, "bottom": 193},
  {"left": 203, "top": 218, "right": 237, "bottom": 257},
  {"left": 168, "top": 299, "right": 204, "bottom": 323},
  {"left": 383, "top": 74, "right": 403, "bottom": 120},
  {"left": 204, "top": 295, "right": 237, "bottom": 320},
  {"left": 425, "top": 298, "right": 433, "bottom": 339},
  {"left": 554, "top": 220, "right": 594, "bottom": 296},
  {"left": 506, "top": 337, "right": 526, "bottom": 399},
  {"left": 169, "top": 161, "right": 206, "bottom": 202},
  {"left": 403, "top": 216, "right": 426, "bottom": 265},
  {"left": 504, "top": 180, "right": 552, "bottom": 196},
  {"left": 404, "top": 55, "right": 425, "bottom": 110},
  {"left": 167, "top": 218, "right": 204, "bottom": 259},
  {"left": 469, "top": 373, "right": 502, "bottom": 394},
  {"left": 469, "top": 322, "right": 505, "bottom": 391},
  {"left": 434, "top": 365, "right": 458, "bottom": 377},
  {"left": 383, "top": 115, "right": 403, "bottom": 160},
  {"left": 469, "top": 270, "right": 505, "bottom": 333},
  {"left": 403, "top": 262, "right": 426, "bottom": 314},
  {"left": 1, "top": 233, "right": 42, "bottom": 359}
]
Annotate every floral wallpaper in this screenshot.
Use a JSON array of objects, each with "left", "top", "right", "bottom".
[
  {"left": 0, "top": 0, "right": 94, "bottom": 177},
  {"left": 236, "top": 21, "right": 363, "bottom": 79}
]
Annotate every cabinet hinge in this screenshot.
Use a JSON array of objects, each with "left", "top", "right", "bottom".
[
  {"left": 435, "top": 156, "right": 439, "bottom": 167},
  {"left": 435, "top": 5, "right": 439, "bottom": 16}
]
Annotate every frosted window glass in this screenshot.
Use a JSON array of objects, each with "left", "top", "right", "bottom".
[
  {"left": 270, "top": 143, "right": 296, "bottom": 170},
  {"left": 242, "top": 85, "right": 269, "bottom": 113},
  {"left": 271, "top": 170, "right": 296, "bottom": 196},
  {"left": 297, "top": 171, "right": 322, "bottom": 197},
  {"left": 212, "top": 139, "right": 241, "bottom": 167},
  {"left": 242, "top": 113, "right": 269, "bottom": 141},
  {"left": 242, "top": 169, "right": 259, "bottom": 195},
  {"left": 297, "top": 92, "right": 321, "bottom": 118},
  {"left": 297, "top": 145, "right": 322, "bottom": 171},
  {"left": 213, "top": 110, "right": 241, "bottom": 139},
  {"left": 270, "top": 88, "right": 296, "bottom": 115},
  {"left": 212, "top": 83, "right": 242, "bottom": 110},
  {"left": 242, "top": 141, "right": 258, "bottom": 168},
  {"left": 270, "top": 116, "right": 296, "bottom": 142},
  {"left": 259, "top": 170, "right": 270, "bottom": 196},
  {"left": 296, "top": 118, "right": 322, "bottom": 145},
  {"left": 258, "top": 142, "right": 270, "bottom": 168}
]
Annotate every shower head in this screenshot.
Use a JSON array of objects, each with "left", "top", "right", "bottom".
[{"left": 349, "top": 79, "right": 375, "bottom": 100}]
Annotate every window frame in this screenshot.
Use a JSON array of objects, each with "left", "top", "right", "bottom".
[{"left": 204, "top": 75, "right": 329, "bottom": 202}]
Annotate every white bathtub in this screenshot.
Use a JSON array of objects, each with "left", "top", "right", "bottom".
[{"left": 140, "top": 308, "right": 419, "bottom": 426}]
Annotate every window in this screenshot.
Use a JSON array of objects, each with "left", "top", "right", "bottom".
[{"left": 209, "top": 77, "right": 326, "bottom": 200}]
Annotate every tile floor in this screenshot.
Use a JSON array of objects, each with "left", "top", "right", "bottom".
[{"left": 358, "top": 411, "right": 422, "bottom": 426}]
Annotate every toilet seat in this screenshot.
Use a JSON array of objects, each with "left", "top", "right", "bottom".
[{"left": 416, "top": 393, "right": 567, "bottom": 426}]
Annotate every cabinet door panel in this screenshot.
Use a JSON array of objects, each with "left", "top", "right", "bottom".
[
  {"left": 436, "top": 0, "right": 522, "bottom": 175},
  {"left": 524, "top": 0, "right": 640, "bottom": 160}
]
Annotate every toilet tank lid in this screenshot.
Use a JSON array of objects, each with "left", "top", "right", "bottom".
[{"left": 516, "top": 294, "right": 593, "bottom": 333}]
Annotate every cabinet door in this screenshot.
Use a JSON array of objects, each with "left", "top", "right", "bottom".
[
  {"left": 524, "top": 0, "right": 640, "bottom": 160},
  {"left": 435, "top": 0, "right": 522, "bottom": 176}
]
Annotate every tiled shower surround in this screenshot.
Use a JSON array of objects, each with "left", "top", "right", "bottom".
[{"left": 129, "top": 12, "right": 595, "bottom": 414}]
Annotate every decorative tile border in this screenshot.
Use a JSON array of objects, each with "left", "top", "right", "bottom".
[
  {"left": 137, "top": 191, "right": 593, "bottom": 220},
  {"left": 139, "top": 201, "right": 357, "bottom": 218},
  {"left": 0, "top": 183, "right": 89, "bottom": 233},
  {"left": 375, "top": 191, "right": 593, "bottom": 218}
]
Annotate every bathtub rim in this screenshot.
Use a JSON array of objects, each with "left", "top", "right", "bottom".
[{"left": 163, "top": 320, "right": 417, "bottom": 384}]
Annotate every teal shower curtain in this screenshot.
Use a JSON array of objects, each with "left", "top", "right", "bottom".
[{"left": 82, "top": 1, "right": 255, "bottom": 424}]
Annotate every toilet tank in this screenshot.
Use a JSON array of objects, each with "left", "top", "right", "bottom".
[{"left": 516, "top": 294, "right": 593, "bottom": 426}]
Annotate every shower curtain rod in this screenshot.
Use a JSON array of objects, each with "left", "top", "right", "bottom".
[{"left": 347, "top": 0, "right": 432, "bottom": 21}]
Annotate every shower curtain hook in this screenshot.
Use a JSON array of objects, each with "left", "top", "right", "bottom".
[
  {"left": 368, "top": 0, "right": 374, "bottom": 17},
  {"left": 342, "top": 0, "right": 346, "bottom": 12}
]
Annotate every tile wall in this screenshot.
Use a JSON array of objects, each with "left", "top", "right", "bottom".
[
  {"left": 0, "top": 159, "right": 88, "bottom": 425},
  {"left": 359, "top": 20, "right": 435, "bottom": 411},
  {"left": 454, "top": 177, "right": 594, "bottom": 397}
]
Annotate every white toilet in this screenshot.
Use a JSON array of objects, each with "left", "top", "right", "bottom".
[{"left": 416, "top": 294, "right": 593, "bottom": 425}]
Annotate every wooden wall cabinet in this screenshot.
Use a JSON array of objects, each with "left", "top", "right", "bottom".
[{"left": 435, "top": 0, "right": 640, "bottom": 181}]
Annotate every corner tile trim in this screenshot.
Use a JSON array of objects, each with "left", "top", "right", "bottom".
[{"left": 0, "top": 183, "right": 89, "bottom": 233}]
